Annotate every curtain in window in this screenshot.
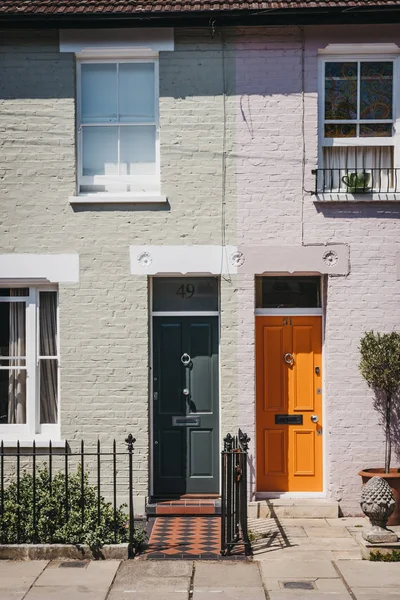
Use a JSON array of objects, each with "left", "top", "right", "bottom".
[
  {"left": 323, "top": 146, "right": 393, "bottom": 191},
  {"left": 8, "top": 290, "right": 26, "bottom": 424},
  {"left": 39, "top": 292, "right": 58, "bottom": 424}
]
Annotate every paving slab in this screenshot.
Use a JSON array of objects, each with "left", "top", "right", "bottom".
[
  {"left": 194, "top": 561, "right": 262, "bottom": 589},
  {"left": 336, "top": 560, "right": 400, "bottom": 588},
  {"left": 110, "top": 560, "right": 192, "bottom": 593},
  {"left": 25, "top": 586, "right": 111, "bottom": 600},
  {"left": 303, "top": 526, "right": 352, "bottom": 538},
  {"left": 267, "top": 592, "right": 351, "bottom": 599},
  {"left": 34, "top": 560, "right": 120, "bottom": 590},
  {"left": 0, "top": 560, "right": 49, "bottom": 599},
  {"left": 350, "top": 589, "right": 400, "bottom": 599},
  {"left": 108, "top": 593, "right": 189, "bottom": 600},
  {"left": 277, "top": 518, "right": 331, "bottom": 527},
  {"left": 260, "top": 559, "right": 338, "bottom": 580},
  {"left": 193, "top": 589, "right": 266, "bottom": 600},
  {"left": 326, "top": 517, "right": 367, "bottom": 527}
]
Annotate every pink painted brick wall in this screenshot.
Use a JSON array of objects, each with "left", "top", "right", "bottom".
[{"left": 234, "top": 25, "right": 400, "bottom": 514}]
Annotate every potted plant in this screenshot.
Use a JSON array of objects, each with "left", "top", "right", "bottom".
[{"left": 358, "top": 331, "right": 400, "bottom": 525}]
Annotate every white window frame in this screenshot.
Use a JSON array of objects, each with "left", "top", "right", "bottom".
[
  {"left": 0, "top": 285, "right": 60, "bottom": 442},
  {"left": 74, "top": 56, "right": 164, "bottom": 203},
  {"left": 318, "top": 53, "right": 400, "bottom": 166}
]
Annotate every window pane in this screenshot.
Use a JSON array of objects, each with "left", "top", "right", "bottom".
[
  {"left": 40, "top": 359, "right": 58, "bottom": 424},
  {"left": 360, "top": 123, "right": 393, "bottom": 137},
  {"left": 120, "top": 126, "right": 156, "bottom": 178},
  {"left": 40, "top": 292, "right": 57, "bottom": 357},
  {"left": 153, "top": 278, "right": 219, "bottom": 312},
  {"left": 82, "top": 127, "right": 118, "bottom": 176},
  {"left": 0, "top": 368, "right": 26, "bottom": 424},
  {"left": 81, "top": 63, "right": 117, "bottom": 123},
  {"left": 360, "top": 62, "right": 393, "bottom": 120},
  {"left": 325, "top": 62, "right": 357, "bottom": 120},
  {"left": 325, "top": 124, "right": 356, "bottom": 138},
  {"left": 0, "top": 300, "right": 26, "bottom": 360},
  {"left": 255, "top": 277, "right": 321, "bottom": 309},
  {"left": 119, "top": 63, "right": 155, "bottom": 123},
  {"left": 0, "top": 288, "right": 29, "bottom": 297}
]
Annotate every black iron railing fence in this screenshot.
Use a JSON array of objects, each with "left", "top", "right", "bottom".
[
  {"left": 221, "top": 429, "right": 251, "bottom": 556},
  {"left": 312, "top": 168, "right": 400, "bottom": 194},
  {"left": 0, "top": 434, "right": 137, "bottom": 556}
]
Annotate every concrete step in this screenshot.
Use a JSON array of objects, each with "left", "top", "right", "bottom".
[{"left": 249, "top": 498, "right": 339, "bottom": 519}]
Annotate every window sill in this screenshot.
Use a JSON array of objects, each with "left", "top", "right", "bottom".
[
  {"left": 0, "top": 439, "right": 66, "bottom": 448},
  {"left": 69, "top": 193, "right": 167, "bottom": 204},
  {"left": 314, "top": 192, "right": 400, "bottom": 202}
]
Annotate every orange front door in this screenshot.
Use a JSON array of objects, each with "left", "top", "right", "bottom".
[{"left": 256, "top": 316, "right": 323, "bottom": 492}]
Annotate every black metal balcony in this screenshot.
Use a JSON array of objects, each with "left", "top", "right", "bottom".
[{"left": 312, "top": 168, "right": 400, "bottom": 195}]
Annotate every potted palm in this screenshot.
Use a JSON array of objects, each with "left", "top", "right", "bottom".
[{"left": 358, "top": 331, "right": 400, "bottom": 525}]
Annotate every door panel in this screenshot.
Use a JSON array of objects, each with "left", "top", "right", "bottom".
[
  {"left": 256, "top": 316, "right": 322, "bottom": 492},
  {"left": 153, "top": 317, "right": 219, "bottom": 496}
]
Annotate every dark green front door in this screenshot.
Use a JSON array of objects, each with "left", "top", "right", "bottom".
[{"left": 153, "top": 317, "right": 219, "bottom": 496}]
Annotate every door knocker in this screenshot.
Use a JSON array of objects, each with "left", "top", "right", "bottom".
[
  {"left": 284, "top": 352, "right": 294, "bottom": 365},
  {"left": 181, "top": 353, "right": 191, "bottom": 366}
]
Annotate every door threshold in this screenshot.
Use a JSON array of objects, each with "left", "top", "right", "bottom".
[
  {"left": 150, "top": 494, "right": 220, "bottom": 502},
  {"left": 255, "top": 492, "right": 325, "bottom": 499}
]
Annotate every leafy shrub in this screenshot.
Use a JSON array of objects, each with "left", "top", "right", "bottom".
[
  {"left": 0, "top": 466, "right": 135, "bottom": 549},
  {"left": 370, "top": 550, "right": 400, "bottom": 562},
  {"left": 359, "top": 331, "right": 400, "bottom": 472}
]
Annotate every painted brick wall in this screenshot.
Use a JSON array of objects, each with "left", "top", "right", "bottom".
[
  {"left": 233, "top": 24, "right": 400, "bottom": 514},
  {"left": 0, "top": 28, "right": 239, "bottom": 512},
  {"left": 1, "top": 24, "right": 400, "bottom": 515}
]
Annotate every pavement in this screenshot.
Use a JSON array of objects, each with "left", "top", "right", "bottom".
[{"left": 1, "top": 518, "right": 400, "bottom": 600}]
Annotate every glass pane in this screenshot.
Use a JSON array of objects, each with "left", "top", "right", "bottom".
[
  {"left": 40, "top": 359, "right": 58, "bottom": 424},
  {"left": 40, "top": 292, "right": 57, "bottom": 357},
  {"left": 82, "top": 127, "right": 118, "bottom": 176},
  {"left": 0, "top": 300, "right": 26, "bottom": 360},
  {"left": 120, "top": 126, "right": 156, "bottom": 178},
  {"left": 325, "top": 62, "right": 357, "bottom": 120},
  {"left": 360, "top": 62, "right": 393, "bottom": 120},
  {"left": 153, "top": 278, "right": 219, "bottom": 312},
  {"left": 0, "top": 288, "right": 29, "bottom": 297},
  {"left": 119, "top": 63, "right": 155, "bottom": 123},
  {"left": 360, "top": 123, "right": 393, "bottom": 137},
  {"left": 325, "top": 124, "right": 356, "bottom": 138},
  {"left": 0, "top": 368, "right": 26, "bottom": 424},
  {"left": 255, "top": 277, "right": 321, "bottom": 309},
  {"left": 81, "top": 63, "right": 117, "bottom": 123}
]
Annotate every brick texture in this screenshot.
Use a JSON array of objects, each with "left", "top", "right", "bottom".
[{"left": 1, "top": 25, "right": 400, "bottom": 515}]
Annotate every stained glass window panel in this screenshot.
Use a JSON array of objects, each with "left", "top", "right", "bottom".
[
  {"left": 360, "top": 123, "right": 392, "bottom": 138},
  {"left": 325, "top": 124, "right": 356, "bottom": 138},
  {"left": 360, "top": 62, "right": 393, "bottom": 120},
  {"left": 325, "top": 62, "right": 357, "bottom": 120}
]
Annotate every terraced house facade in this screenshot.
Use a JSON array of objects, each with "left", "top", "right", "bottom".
[{"left": 1, "top": 0, "right": 400, "bottom": 516}]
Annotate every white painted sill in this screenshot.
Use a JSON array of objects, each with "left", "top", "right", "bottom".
[
  {"left": 0, "top": 440, "right": 66, "bottom": 449},
  {"left": 69, "top": 193, "right": 168, "bottom": 204},
  {"left": 314, "top": 192, "right": 400, "bottom": 202}
]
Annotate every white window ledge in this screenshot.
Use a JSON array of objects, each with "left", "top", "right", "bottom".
[
  {"left": 315, "top": 192, "right": 400, "bottom": 202},
  {"left": 69, "top": 194, "right": 167, "bottom": 204},
  {"left": 0, "top": 440, "right": 66, "bottom": 448}
]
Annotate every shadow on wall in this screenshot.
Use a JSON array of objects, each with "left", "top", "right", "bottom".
[{"left": 315, "top": 204, "right": 400, "bottom": 220}]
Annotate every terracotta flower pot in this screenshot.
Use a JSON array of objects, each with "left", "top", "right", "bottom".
[{"left": 359, "top": 468, "right": 400, "bottom": 526}]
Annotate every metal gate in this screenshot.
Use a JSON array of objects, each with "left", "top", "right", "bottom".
[{"left": 220, "top": 429, "right": 251, "bottom": 556}]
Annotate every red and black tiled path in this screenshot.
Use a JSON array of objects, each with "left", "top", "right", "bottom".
[{"left": 143, "top": 501, "right": 248, "bottom": 560}]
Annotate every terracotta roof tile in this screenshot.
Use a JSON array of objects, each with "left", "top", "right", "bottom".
[{"left": 0, "top": 0, "right": 399, "bottom": 16}]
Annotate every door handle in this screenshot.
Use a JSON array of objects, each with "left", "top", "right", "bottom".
[
  {"left": 183, "top": 388, "right": 190, "bottom": 396},
  {"left": 311, "top": 415, "right": 319, "bottom": 423},
  {"left": 284, "top": 353, "right": 294, "bottom": 365},
  {"left": 181, "top": 353, "right": 191, "bottom": 366}
]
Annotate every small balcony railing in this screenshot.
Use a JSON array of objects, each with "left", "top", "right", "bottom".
[{"left": 312, "top": 168, "right": 400, "bottom": 195}]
